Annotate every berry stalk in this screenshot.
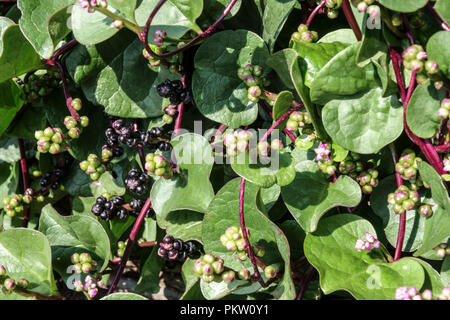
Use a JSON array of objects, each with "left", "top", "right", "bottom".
[
  {"left": 44, "top": 39, "right": 79, "bottom": 66},
  {"left": 107, "top": 196, "right": 152, "bottom": 294},
  {"left": 95, "top": 6, "right": 143, "bottom": 35},
  {"left": 342, "top": 0, "right": 362, "bottom": 41},
  {"left": 426, "top": 2, "right": 450, "bottom": 31},
  {"left": 142, "top": 0, "right": 238, "bottom": 60},
  {"left": 306, "top": 0, "right": 325, "bottom": 27}
]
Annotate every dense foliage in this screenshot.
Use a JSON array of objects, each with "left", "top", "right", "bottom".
[{"left": 0, "top": 0, "right": 449, "bottom": 301}]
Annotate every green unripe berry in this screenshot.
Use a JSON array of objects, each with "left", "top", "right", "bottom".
[
  {"left": 6, "top": 210, "right": 15, "bottom": 217},
  {"left": 297, "top": 24, "right": 308, "bottom": 33},
  {"left": 202, "top": 253, "right": 215, "bottom": 264},
  {"left": 34, "top": 130, "right": 45, "bottom": 140},
  {"left": 286, "top": 119, "right": 299, "bottom": 131},
  {"left": 327, "top": 8, "right": 339, "bottom": 19},
  {"left": 222, "top": 270, "right": 235, "bottom": 283},
  {"left": 212, "top": 260, "right": 224, "bottom": 274},
  {"left": 163, "top": 114, "right": 173, "bottom": 124},
  {"left": 264, "top": 265, "right": 276, "bottom": 279},
  {"left": 43, "top": 127, "right": 54, "bottom": 137},
  {"left": 238, "top": 268, "right": 250, "bottom": 280},
  {"left": 17, "top": 278, "right": 29, "bottom": 289},
  {"left": 81, "top": 263, "right": 92, "bottom": 273},
  {"left": 80, "top": 116, "right": 89, "bottom": 128},
  {"left": 90, "top": 172, "right": 100, "bottom": 181},
  {"left": 418, "top": 204, "right": 432, "bottom": 217},
  {"left": 202, "top": 274, "right": 214, "bottom": 283},
  {"left": 49, "top": 143, "right": 61, "bottom": 155},
  {"left": 237, "top": 251, "right": 248, "bottom": 261},
  {"left": 68, "top": 127, "right": 81, "bottom": 139},
  {"left": 362, "top": 185, "right": 373, "bottom": 194},
  {"left": 71, "top": 253, "right": 80, "bottom": 264},
  {"left": 3, "top": 278, "right": 15, "bottom": 291},
  {"left": 71, "top": 98, "right": 82, "bottom": 111},
  {"left": 79, "top": 160, "right": 89, "bottom": 171},
  {"left": 252, "top": 65, "right": 263, "bottom": 77},
  {"left": 391, "top": 13, "right": 403, "bottom": 27},
  {"left": 79, "top": 253, "right": 92, "bottom": 263},
  {"left": 96, "top": 165, "right": 106, "bottom": 174},
  {"left": 36, "top": 195, "right": 45, "bottom": 202}
]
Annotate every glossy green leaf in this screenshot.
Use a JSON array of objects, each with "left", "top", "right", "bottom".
[
  {"left": 203, "top": 178, "right": 296, "bottom": 299},
  {"left": 414, "top": 162, "right": 450, "bottom": 256},
  {"left": 151, "top": 133, "right": 215, "bottom": 224},
  {"left": 0, "top": 228, "right": 58, "bottom": 296},
  {"left": 231, "top": 151, "right": 296, "bottom": 188},
  {"left": 101, "top": 292, "right": 149, "bottom": 300},
  {"left": 18, "top": 0, "right": 73, "bottom": 58},
  {"left": 370, "top": 175, "right": 427, "bottom": 252},
  {"left": 38, "top": 204, "right": 112, "bottom": 277},
  {"left": 322, "top": 88, "right": 403, "bottom": 154},
  {"left": 378, "top": 0, "right": 428, "bottom": 13},
  {"left": 0, "top": 80, "right": 24, "bottom": 137},
  {"left": 304, "top": 214, "right": 425, "bottom": 299},
  {"left": 413, "top": 258, "right": 445, "bottom": 296},
  {"left": 310, "top": 42, "right": 379, "bottom": 105},
  {"left": 266, "top": 48, "right": 297, "bottom": 89},
  {"left": 427, "top": 31, "right": 450, "bottom": 79},
  {"left": 89, "top": 171, "right": 126, "bottom": 198},
  {"left": 406, "top": 83, "right": 445, "bottom": 139},
  {"left": 290, "top": 41, "right": 348, "bottom": 87},
  {"left": 262, "top": 0, "right": 296, "bottom": 52},
  {"left": 162, "top": 210, "right": 203, "bottom": 242},
  {"left": 135, "top": 246, "right": 162, "bottom": 296},
  {"left": 281, "top": 161, "right": 361, "bottom": 233},
  {"left": 192, "top": 30, "right": 269, "bottom": 128},
  {"left": 318, "top": 29, "right": 357, "bottom": 44},
  {"left": 0, "top": 138, "right": 20, "bottom": 163},
  {"left": 0, "top": 17, "right": 44, "bottom": 83},
  {"left": 442, "top": 255, "right": 450, "bottom": 286},
  {"left": 272, "top": 91, "right": 293, "bottom": 122},
  {"left": 0, "top": 162, "right": 19, "bottom": 209},
  {"left": 435, "top": 0, "right": 450, "bottom": 25}
]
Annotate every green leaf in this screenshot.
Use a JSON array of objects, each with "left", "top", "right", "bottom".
[
  {"left": 377, "top": 0, "right": 428, "bottom": 13},
  {"left": 89, "top": 171, "right": 126, "bottom": 198},
  {"left": 427, "top": 31, "right": 450, "bottom": 80},
  {"left": 135, "top": 0, "right": 203, "bottom": 36},
  {"left": 318, "top": 29, "right": 357, "bottom": 45},
  {"left": 309, "top": 42, "right": 379, "bottom": 105},
  {"left": 266, "top": 48, "right": 297, "bottom": 89},
  {"left": 17, "top": 0, "right": 72, "bottom": 58},
  {"left": 322, "top": 88, "right": 403, "bottom": 154},
  {"left": 38, "top": 204, "right": 112, "bottom": 279},
  {"left": 356, "top": 15, "right": 387, "bottom": 67},
  {"left": 435, "top": 0, "right": 450, "bottom": 25},
  {"left": 272, "top": 91, "right": 293, "bottom": 122},
  {"left": 290, "top": 41, "right": 348, "bottom": 87},
  {"left": 262, "top": 0, "right": 296, "bottom": 52},
  {"left": 101, "top": 292, "right": 149, "bottom": 300},
  {"left": 199, "top": 0, "right": 242, "bottom": 26},
  {"left": 6, "top": 104, "right": 47, "bottom": 139},
  {"left": 0, "top": 228, "right": 58, "bottom": 296},
  {"left": 279, "top": 220, "right": 305, "bottom": 260},
  {"left": 281, "top": 161, "right": 361, "bottom": 233},
  {"left": 442, "top": 255, "right": 450, "bottom": 286},
  {"left": 66, "top": 34, "right": 174, "bottom": 118},
  {"left": 406, "top": 83, "right": 445, "bottom": 139},
  {"left": 0, "top": 80, "right": 25, "bottom": 137},
  {"left": 192, "top": 29, "right": 269, "bottom": 128},
  {"left": 151, "top": 133, "right": 215, "bottom": 224},
  {"left": 370, "top": 175, "right": 427, "bottom": 252},
  {"left": 0, "top": 138, "right": 20, "bottom": 163},
  {"left": 304, "top": 214, "right": 425, "bottom": 299},
  {"left": 0, "top": 17, "right": 44, "bottom": 83},
  {"left": 414, "top": 162, "right": 450, "bottom": 256},
  {"left": 162, "top": 210, "right": 203, "bottom": 242},
  {"left": 61, "top": 162, "right": 93, "bottom": 197},
  {"left": 203, "top": 178, "right": 296, "bottom": 300},
  {"left": 135, "top": 246, "right": 162, "bottom": 296},
  {"left": 0, "top": 162, "right": 19, "bottom": 209},
  {"left": 413, "top": 258, "right": 445, "bottom": 296}
]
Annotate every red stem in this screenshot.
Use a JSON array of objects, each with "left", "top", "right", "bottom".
[
  {"left": 54, "top": 61, "right": 80, "bottom": 121},
  {"left": 43, "top": 39, "right": 79, "bottom": 66},
  {"left": 426, "top": 2, "right": 450, "bottom": 31},
  {"left": 259, "top": 101, "right": 298, "bottom": 143},
  {"left": 142, "top": 0, "right": 238, "bottom": 60},
  {"left": 260, "top": 107, "right": 300, "bottom": 142},
  {"left": 342, "top": 0, "right": 362, "bottom": 41},
  {"left": 436, "top": 143, "right": 450, "bottom": 153},
  {"left": 18, "top": 138, "right": 31, "bottom": 228},
  {"left": 306, "top": 0, "right": 325, "bottom": 27},
  {"left": 107, "top": 196, "right": 152, "bottom": 294},
  {"left": 174, "top": 74, "right": 186, "bottom": 136}
]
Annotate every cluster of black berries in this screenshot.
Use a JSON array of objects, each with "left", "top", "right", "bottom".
[
  {"left": 157, "top": 79, "right": 191, "bottom": 105},
  {"left": 129, "top": 198, "right": 145, "bottom": 217},
  {"left": 139, "top": 126, "right": 172, "bottom": 151},
  {"left": 124, "top": 169, "right": 149, "bottom": 195},
  {"left": 39, "top": 168, "right": 66, "bottom": 191},
  {"left": 158, "top": 235, "right": 201, "bottom": 262},
  {"left": 91, "top": 194, "right": 128, "bottom": 221}
]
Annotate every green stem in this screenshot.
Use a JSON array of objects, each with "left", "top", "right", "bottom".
[{"left": 95, "top": 7, "right": 142, "bottom": 36}]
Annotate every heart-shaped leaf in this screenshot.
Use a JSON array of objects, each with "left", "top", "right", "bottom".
[
  {"left": 262, "top": 0, "right": 296, "bottom": 52},
  {"left": 427, "top": 31, "right": 450, "bottom": 79},
  {"left": 272, "top": 91, "right": 293, "bottom": 122},
  {"left": 322, "top": 88, "right": 403, "bottom": 154},
  {"left": 414, "top": 162, "right": 450, "bottom": 256},
  {"left": 290, "top": 41, "right": 348, "bottom": 87},
  {"left": 0, "top": 17, "right": 44, "bottom": 83},
  {"left": 378, "top": 0, "right": 428, "bottom": 13},
  {"left": 38, "top": 204, "right": 112, "bottom": 278},
  {"left": 192, "top": 29, "right": 269, "bottom": 128},
  {"left": 0, "top": 80, "right": 24, "bottom": 137},
  {"left": 310, "top": 42, "right": 379, "bottom": 105},
  {"left": 406, "top": 83, "right": 445, "bottom": 139},
  {"left": 231, "top": 151, "right": 296, "bottom": 188},
  {"left": 281, "top": 160, "right": 361, "bottom": 233},
  {"left": 151, "top": 133, "right": 215, "bottom": 224},
  {"left": 304, "top": 214, "right": 425, "bottom": 299},
  {"left": 203, "top": 178, "right": 296, "bottom": 299},
  {"left": 18, "top": 0, "right": 72, "bottom": 58},
  {"left": 161, "top": 210, "right": 203, "bottom": 242},
  {"left": 0, "top": 228, "right": 58, "bottom": 296},
  {"left": 318, "top": 29, "right": 357, "bottom": 45},
  {"left": 435, "top": 0, "right": 450, "bottom": 25}
]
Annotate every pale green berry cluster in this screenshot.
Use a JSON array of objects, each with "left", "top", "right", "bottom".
[
  {"left": 223, "top": 129, "right": 283, "bottom": 158},
  {"left": 144, "top": 153, "right": 173, "bottom": 179},
  {"left": 2, "top": 193, "right": 31, "bottom": 218},
  {"left": 291, "top": 24, "right": 318, "bottom": 43},
  {"left": 219, "top": 226, "right": 265, "bottom": 262},
  {"left": 325, "top": 0, "right": 342, "bottom": 19},
  {"left": 285, "top": 111, "right": 315, "bottom": 149},
  {"left": 0, "top": 265, "right": 29, "bottom": 296},
  {"left": 434, "top": 243, "right": 450, "bottom": 258},
  {"left": 338, "top": 152, "right": 363, "bottom": 177},
  {"left": 193, "top": 254, "right": 227, "bottom": 283},
  {"left": 70, "top": 253, "right": 98, "bottom": 274},
  {"left": 402, "top": 45, "right": 440, "bottom": 85},
  {"left": 35, "top": 127, "right": 68, "bottom": 154},
  {"left": 116, "top": 240, "right": 127, "bottom": 258},
  {"left": 143, "top": 45, "right": 181, "bottom": 73},
  {"left": 356, "top": 168, "right": 379, "bottom": 195},
  {"left": 387, "top": 185, "right": 419, "bottom": 215},
  {"left": 237, "top": 64, "right": 270, "bottom": 103},
  {"left": 79, "top": 154, "right": 106, "bottom": 181},
  {"left": 395, "top": 149, "right": 422, "bottom": 181},
  {"left": 351, "top": 0, "right": 375, "bottom": 12}
]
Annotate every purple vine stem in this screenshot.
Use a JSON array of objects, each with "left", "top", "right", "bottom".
[
  {"left": 426, "top": 2, "right": 450, "bottom": 31},
  {"left": 342, "top": 0, "right": 362, "bottom": 41},
  {"left": 238, "top": 178, "right": 266, "bottom": 286},
  {"left": 306, "top": 0, "right": 325, "bottom": 27},
  {"left": 142, "top": 0, "right": 238, "bottom": 60},
  {"left": 260, "top": 107, "right": 300, "bottom": 142},
  {"left": 259, "top": 101, "right": 298, "bottom": 143},
  {"left": 18, "top": 138, "right": 31, "bottom": 228},
  {"left": 174, "top": 74, "right": 186, "bottom": 136},
  {"left": 107, "top": 196, "right": 152, "bottom": 294},
  {"left": 295, "top": 265, "right": 315, "bottom": 300}
]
